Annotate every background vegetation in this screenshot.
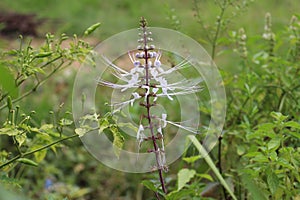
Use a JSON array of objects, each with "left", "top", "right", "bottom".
[{"left": 0, "top": 0, "right": 299, "bottom": 199}]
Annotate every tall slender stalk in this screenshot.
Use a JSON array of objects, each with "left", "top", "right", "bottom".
[{"left": 140, "top": 18, "right": 167, "bottom": 194}]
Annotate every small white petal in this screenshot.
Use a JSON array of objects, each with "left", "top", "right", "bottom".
[
  {"left": 137, "top": 124, "right": 144, "bottom": 140},
  {"left": 162, "top": 113, "right": 167, "bottom": 128},
  {"left": 152, "top": 87, "right": 159, "bottom": 94}
]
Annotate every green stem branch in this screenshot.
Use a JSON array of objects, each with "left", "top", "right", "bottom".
[{"left": 0, "top": 134, "right": 78, "bottom": 169}]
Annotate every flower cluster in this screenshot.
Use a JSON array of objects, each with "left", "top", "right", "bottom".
[{"left": 98, "top": 17, "right": 202, "bottom": 192}]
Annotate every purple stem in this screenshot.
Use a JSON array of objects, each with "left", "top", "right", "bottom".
[{"left": 141, "top": 18, "right": 167, "bottom": 194}]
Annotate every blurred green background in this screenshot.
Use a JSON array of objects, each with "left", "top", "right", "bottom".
[
  {"left": 0, "top": 0, "right": 298, "bottom": 39},
  {"left": 0, "top": 0, "right": 299, "bottom": 199}
]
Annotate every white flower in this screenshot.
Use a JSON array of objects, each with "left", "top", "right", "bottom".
[
  {"left": 161, "top": 113, "right": 167, "bottom": 128},
  {"left": 137, "top": 124, "right": 145, "bottom": 142},
  {"left": 131, "top": 92, "right": 141, "bottom": 106},
  {"left": 159, "top": 114, "right": 199, "bottom": 134}
]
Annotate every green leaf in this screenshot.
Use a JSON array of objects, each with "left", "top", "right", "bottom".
[
  {"left": 270, "top": 111, "right": 288, "bottom": 122},
  {"left": 117, "top": 122, "right": 138, "bottom": 132},
  {"left": 15, "top": 134, "right": 26, "bottom": 147},
  {"left": 40, "top": 124, "right": 54, "bottom": 131},
  {"left": 267, "top": 171, "right": 279, "bottom": 194},
  {"left": 35, "top": 52, "right": 52, "bottom": 58},
  {"left": 75, "top": 128, "right": 88, "bottom": 137},
  {"left": 141, "top": 180, "right": 158, "bottom": 192},
  {"left": 196, "top": 173, "right": 213, "bottom": 181},
  {"left": 237, "top": 145, "right": 246, "bottom": 155},
  {"left": 0, "top": 63, "right": 19, "bottom": 98},
  {"left": 285, "top": 131, "right": 300, "bottom": 139},
  {"left": 252, "top": 153, "right": 269, "bottom": 163},
  {"left": 267, "top": 137, "right": 281, "bottom": 151},
  {"left": 59, "top": 118, "right": 73, "bottom": 126},
  {"left": 285, "top": 121, "right": 300, "bottom": 129},
  {"left": 98, "top": 117, "right": 110, "bottom": 134},
  {"left": 177, "top": 169, "right": 196, "bottom": 191},
  {"left": 188, "top": 135, "right": 238, "bottom": 200},
  {"left": 17, "top": 158, "right": 38, "bottom": 167},
  {"left": 84, "top": 22, "right": 101, "bottom": 36},
  {"left": 110, "top": 126, "right": 124, "bottom": 158},
  {"left": 0, "top": 127, "right": 20, "bottom": 136},
  {"left": 166, "top": 189, "right": 194, "bottom": 200},
  {"left": 241, "top": 174, "right": 268, "bottom": 200},
  {"left": 182, "top": 155, "right": 201, "bottom": 164},
  {"left": 34, "top": 149, "right": 47, "bottom": 163}
]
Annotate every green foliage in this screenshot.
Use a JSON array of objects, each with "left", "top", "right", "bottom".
[
  {"left": 177, "top": 168, "right": 196, "bottom": 191},
  {"left": 1, "top": 1, "right": 300, "bottom": 199}
]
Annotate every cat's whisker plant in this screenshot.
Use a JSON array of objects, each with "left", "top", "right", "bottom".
[{"left": 96, "top": 17, "right": 203, "bottom": 195}]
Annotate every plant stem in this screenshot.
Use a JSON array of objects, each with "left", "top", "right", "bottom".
[
  {"left": 211, "top": 0, "right": 227, "bottom": 60},
  {"left": 0, "top": 134, "right": 78, "bottom": 169},
  {"left": 218, "top": 135, "right": 228, "bottom": 200},
  {"left": 141, "top": 18, "right": 167, "bottom": 194}
]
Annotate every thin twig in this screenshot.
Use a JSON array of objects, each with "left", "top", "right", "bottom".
[{"left": 0, "top": 134, "right": 78, "bottom": 169}]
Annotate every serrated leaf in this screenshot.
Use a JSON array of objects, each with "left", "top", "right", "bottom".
[
  {"left": 141, "top": 180, "right": 157, "bottom": 192},
  {"left": 267, "top": 137, "right": 281, "bottom": 151},
  {"left": 110, "top": 126, "right": 124, "bottom": 158},
  {"left": 177, "top": 168, "right": 196, "bottom": 191},
  {"left": 182, "top": 155, "right": 201, "bottom": 164},
  {"left": 267, "top": 171, "right": 279, "bottom": 194}
]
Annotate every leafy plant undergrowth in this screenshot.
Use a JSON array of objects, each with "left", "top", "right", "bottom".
[{"left": 0, "top": 1, "right": 300, "bottom": 199}]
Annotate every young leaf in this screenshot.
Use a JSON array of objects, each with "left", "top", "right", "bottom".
[
  {"left": 84, "top": 22, "right": 101, "bottom": 36},
  {"left": 267, "top": 137, "right": 281, "bottom": 151},
  {"left": 75, "top": 128, "right": 88, "bottom": 137},
  {"left": 196, "top": 173, "right": 213, "bottom": 181},
  {"left": 98, "top": 117, "right": 110, "bottom": 134},
  {"left": 141, "top": 180, "right": 158, "bottom": 192},
  {"left": 0, "top": 127, "right": 19, "bottom": 136},
  {"left": 270, "top": 112, "right": 288, "bottom": 122},
  {"left": 182, "top": 155, "right": 201, "bottom": 164},
  {"left": 15, "top": 134, "right": 26, "bottom": 147},
  {"left": 59, "top": 118, "right": 73, "bottom": 126},
  {"left": 34, "top": 149, "right": 47, "bottom": 163},
  {"left": 17, "top": 158, "right": 38, "bottom": 167},
  {"left": 110, "top": 126, "right": 124, "bottom": 158},
  {"left": 177, "top": 168, "right": 196, "bottom": 191},
  {"left": 267, "top": 171, "right": 279, "bottom": 194},
  {"left": 285, "top": 121, "right": 300, "bottom": 129}
]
